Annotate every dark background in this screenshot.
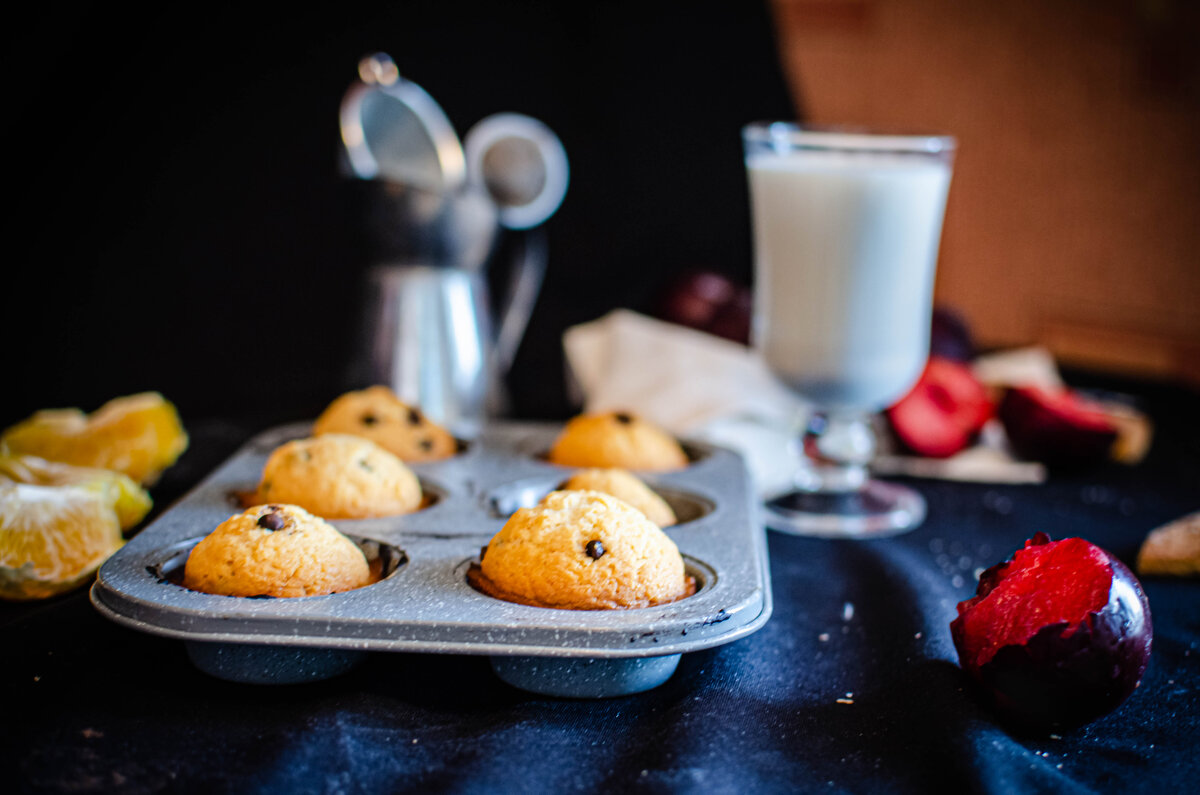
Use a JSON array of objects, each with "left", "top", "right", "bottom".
[{"left": 4, "top": 1, "right": 795, "bottom": 428}]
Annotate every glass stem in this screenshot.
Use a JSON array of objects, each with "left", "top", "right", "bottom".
[{"left": 794, "top": 410, "right": 876, "bottom": 493}]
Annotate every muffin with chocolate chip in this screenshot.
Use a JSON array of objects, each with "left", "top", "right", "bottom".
[
  {"left": 183, "top": 504, "right": 372, "bottom": 598},
  {"left": 471, "top": 490, "right": 694, "bottom": 610},
  {"left": 547, "top": 411, "right": 688, "bottom": 471},
  {"left": 313, "top": 386, "right": 457, "bottom": 462},
  {"left": 255, "top": 434, "right": 421, "bottom": 519},
  {"left": 560, "top": 468, "right": 676, "bottom": 527}
]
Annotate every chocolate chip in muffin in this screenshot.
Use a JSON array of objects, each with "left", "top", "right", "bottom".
[
  {"left": 361, "top": 413, "right": 379, "bottom": 426},
  {"left": 585, "top": 539, "right": 606, "bottom": 559},
  {"left": 258, "top": 511, "right": 287, "bottom": 531},
  {"left": 613, "top": 412, "right": 633, "bottom": 425},
  {"left": 418, "top": 437, "right": 434, "bottom": 452},
  {"left": 407, "top": 408, "right": 423, "bottom": 425}
]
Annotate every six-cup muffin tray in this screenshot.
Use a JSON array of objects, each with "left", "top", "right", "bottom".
[{"left": 91, "top": 421, "right": 772, "bottom": 697}]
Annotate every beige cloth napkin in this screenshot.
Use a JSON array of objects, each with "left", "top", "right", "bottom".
[
  {"left": 563, "top": 309, "right": 801, "bottom": 431},
  {"left": 563, "top": 310, "right": 804, "bottom": 495},
  {"left": 562, "top": 310, "right": 1047, "bottom": 495}
]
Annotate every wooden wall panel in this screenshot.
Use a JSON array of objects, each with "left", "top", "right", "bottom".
[{"left": 770, "top": 0, "right": 1200, "bottom": 383}]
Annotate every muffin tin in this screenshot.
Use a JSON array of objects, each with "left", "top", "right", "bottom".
[{"left": 91, "top": 421, "right": 772, "bottom": 697}]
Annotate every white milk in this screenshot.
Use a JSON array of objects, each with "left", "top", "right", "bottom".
[{"left": 747, "top": 150, "right": 951, "bottom": 410}]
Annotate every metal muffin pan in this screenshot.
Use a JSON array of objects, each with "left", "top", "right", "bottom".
[{"left": 91, "top": 421, "right": 772, "bottom": 696}]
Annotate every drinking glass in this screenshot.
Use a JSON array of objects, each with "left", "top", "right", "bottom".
[{"left": 743, "top": 123, "right": 955, "bottom": 537}]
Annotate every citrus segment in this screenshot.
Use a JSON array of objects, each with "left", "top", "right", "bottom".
[
  {"left": 1, "top": 392, "right": 188, "bottom": 485},
  {"left": 0, "top": 482, "right": 125, "bottom": 600},
  {"left": 0, "top": 455, "right": 152, "bottom": 530}
]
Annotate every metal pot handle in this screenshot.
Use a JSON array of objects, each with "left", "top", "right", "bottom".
[{"left": 494, "top": 228, "right": 548, "bottom": 374}]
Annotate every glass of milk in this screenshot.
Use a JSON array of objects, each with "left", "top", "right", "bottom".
[{"left": 743, "top": 123, "right": 955, "bottom": 537}]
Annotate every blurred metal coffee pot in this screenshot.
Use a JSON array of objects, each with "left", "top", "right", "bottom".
[{"left": 340, "top": 53, "right": 568, "bottom": 435}]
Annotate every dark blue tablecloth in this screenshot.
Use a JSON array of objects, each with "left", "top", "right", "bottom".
[{"left": 4, "top": 381, "right": 1199, "bottom": 794}]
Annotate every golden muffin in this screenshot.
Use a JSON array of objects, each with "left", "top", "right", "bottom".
[
  {"left": 256, "top": 434, "right": 421, "bottom": 520},
  {"left": 547, "top": 411, "right": 688, "bottom": 471},
  {"left": 560, "top": 468, "right": 676, "bottom": 527},
  {"left": 313, "top": 386, "right": 457, "bottom": 462},
  {"left": 473, "top": 490, "right": 693, "bottom": 610},
  {"left": 183, "top": 504, "right": 371, "bottom": 598}
]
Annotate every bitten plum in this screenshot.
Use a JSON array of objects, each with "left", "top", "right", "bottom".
[{"left": 950, "top": 533, "right": 1152, "bottom": 730}]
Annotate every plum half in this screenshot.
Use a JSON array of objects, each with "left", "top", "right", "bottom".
[
  {"left": 950, "top": 533, "right": 1152, "bottom": 730},
  {"left": 998, "top": 386, "right": 1118, "bottom": 467},
  {"left": 886, "top": 356, "right": 993, "bottom": 458}
]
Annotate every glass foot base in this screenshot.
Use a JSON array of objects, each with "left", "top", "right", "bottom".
[{"left": 763, "top": 480, "right": 926, "bottom": 539}]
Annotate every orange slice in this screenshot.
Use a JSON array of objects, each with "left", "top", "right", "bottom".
[
  {"left": 0, "top": 455, "right": 152, "bottom": 531},
  {"left": 1, "top": 392, "right": 188, "bottom": 485},
  {"left": 0, "top": 482, "right": 125, "bottom": 601}
]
